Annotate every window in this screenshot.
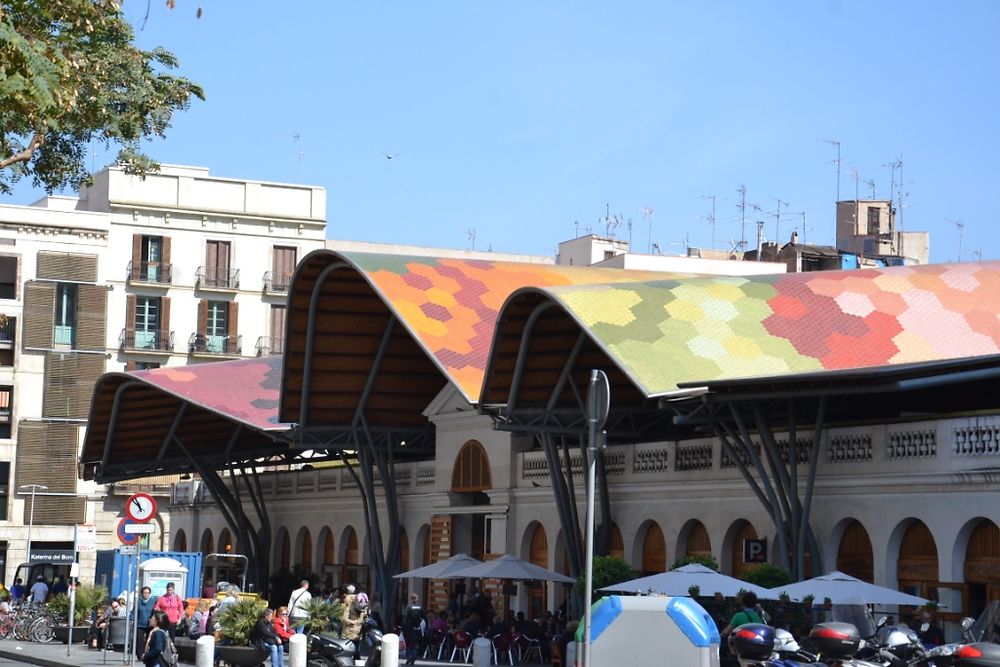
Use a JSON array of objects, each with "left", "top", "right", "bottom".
[
  {"left": 0, "top": 257, "right": 16, "bottom": 299},
  {"left": 205, "top": 240, "right": 232, "bottom": 288},
  {"left": 135, "top": 362, "right": 160, "bottom": 371},
  {"left": 53, "top": 283, "right": 77, "bottom": 345},
  {"left": 867, "top": 207, "right": 880, "bottom": 235},
  {"left": 270, "top": 304, "right": 286, "bottom": 355},
  {"left": 603, "top": 250, "right": 615, "bottom": 260},
  {"left": 134, "top": 297, "right": 160, "bottom": 348},
  {"left": 0, "top": 388, "right": 10, "bottom": 440},
  {"left": 206, "top": 301, "right": 228, "bottom": 353},
  {"left": 271, "top": 246, "right": 297, "bottom": 292},
  {"left": 0, "top": 462, "right": 8, "bottom": 520},
  {"left": 141, "top": 236, "right": 163, "bottom": 281}
]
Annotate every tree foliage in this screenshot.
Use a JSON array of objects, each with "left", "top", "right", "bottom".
[
  {"left": 671, "top": 554, "right": 720, "bottom": 572},
  {"left": 0, "top": 0, "right": 204, "bottom": 194},
  {"left": 739, "top": 563, "right": 794, "bottom": 590},
  {"left": 576, "top": 556, "right": 636, "bottom": 601}
]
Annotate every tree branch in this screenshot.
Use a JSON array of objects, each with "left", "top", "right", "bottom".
[{"left": 0, "top": 133, "right": 44, "bottom": 170}]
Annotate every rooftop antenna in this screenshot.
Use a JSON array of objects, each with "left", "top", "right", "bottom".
[
  {"left": 768, "top": 197, "right": 789, "bottom": 248},
  {"left": 651, "top": 239, "right": 662, "bottom": 255},
  {"left": 600, "top": 203, "right": 623, "bottom": 238},
  {"left": 787, "top": 211, "right": 810, "bottom": 243},
  {"left": 640, "top": 206, "right": 654, "bottom": 253},
  {"left": 278, "top": 131, "right": 304, "bottom": 175},
  {"left": 883, "top": 158, "right": 902, "bottom": 209},
  {"left": 948, "top": 218, "right": 964, "bottom": 262},
  {"left": 467, "top": 228, "right": 477, "bottom": 251},
  {"left": 735, "top": 185, "right": 749, "bottom": 249},
  {"left": 969, "top": 249, "right": 983, "bottom": 262},
  {"left": 700, "top": 194, "right": 718, "bottom": 249},
  {"left": 864, "top": 179, "right": 876, "bottom": 200},
  {"left": 818, "top": 138, "right": 842, "bottom": 201}
]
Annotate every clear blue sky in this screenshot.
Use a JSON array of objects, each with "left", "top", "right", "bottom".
[{"left": 7, "top": 1, "right": 1000, "bottom": 262}]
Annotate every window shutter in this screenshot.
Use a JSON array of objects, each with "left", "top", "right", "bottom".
[
  {"left": 162, "top": 237, "right": 172, "bottom": 280},
  {"left": 161, "top": 297, "right": 171, "bottom": 338},
  {"left": 76, "top": 284, "right": 107, "bottom": 351},
  {"left": 197, "top": 299, "right": 208, "bottom": 334},
  {"left": 22, "top": 281, "right": 55, "bottom": 349},
  {"left": 37, "top": 252, "right": 98, "bottom": 282},
  {"left": 15, "top": 422, "right": 85, "bottom": 525},
  {"left": 227, "top": 301, "right": 239, "bottom": 339},
  {"left": 125, "top": 361, "right": 137, "bottom": 371},
  {"left": 132, "top": 234, "right": 142, "bottom": 278},
  {"left": 43, "top": 352, "right": 105, "bottom": 418},
  {"left": 126, "top": 294, "right": 137, "bottom": 333}
]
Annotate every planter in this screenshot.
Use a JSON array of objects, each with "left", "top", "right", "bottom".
[
  {"left": 174, "top": 637, "right": 198, "bottom": 663},
  {"left": 52, "top": 625, "right": 90, "bottom": 644},
  {"left": 214, "top": 645, "right": 270, "bottom": 666}
]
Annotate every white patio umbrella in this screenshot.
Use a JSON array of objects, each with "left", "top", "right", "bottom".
[
  {"left": 598, "top": 563, "right": 772, "bottom": 598},
  {"left": 451, "top": 554, "right": 576, "bottom": 583},
  {"left": 766, "top": 570, "right": 930, "bottom": 606},
  {"left": 393, "top": 553, "right": 483, "bottom": 579}
]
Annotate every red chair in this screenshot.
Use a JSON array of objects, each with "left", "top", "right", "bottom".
[
  {"left": 425, "top": 628, "right": 448, "bottom": 660},
  {"left": 451, "top": 630, "right": 473, "bottom": 662},
  {"left": 492, "top": 633, "right": 516, "bottom": 665}
]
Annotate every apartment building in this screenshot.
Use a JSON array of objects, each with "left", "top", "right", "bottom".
[{"left": 0, "top": 164, "right": 326, "bottom": 583}]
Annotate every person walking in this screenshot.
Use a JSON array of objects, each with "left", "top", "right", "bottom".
[
  {"left": 402, "top": 593, "right": 425, "bottom": 666},
  {"left": 140, "top": 611, "right": 168, "bottom": 667},
  {"left": 287, "top": 580, "right": 311, "bottom": 634},
  {"left": 251, "top": 608, "right": 284, "bottom": 667},
  {"left": 153, "top": 582, "right": 184, "bottom": 638}
]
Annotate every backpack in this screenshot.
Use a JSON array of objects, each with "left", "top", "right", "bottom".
[
  {"left": 159, "top": 629, "right": 178, "bottom": 667},
  {"left": 188, "top": 611, "right": 201, "bottom": 638}
]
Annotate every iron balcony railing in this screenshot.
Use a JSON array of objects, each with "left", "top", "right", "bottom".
[
  {"left": 119, "top": 328, "right": 174, "bottom": 353},
  {"left": 195, "top": 266, "right": 240, "bottom": 290},
  {"left": 126, "top": 260, "right": 172, "bottom": 285},
  {"left": 255, "top": 336, "right": 285, "bottom": 357},
  {"left": 262, "top": 271, "right": 293, "bottom": 293},
  {"left": 188, "top": 332, "right": 242, "bottom": 356},
  {"left": 0, "top": 317, "right": 15, "bottom": 347}
]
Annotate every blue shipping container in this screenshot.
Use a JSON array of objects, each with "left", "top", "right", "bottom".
[{"left": 94, "top": 550, "right": 203, "bottom": 600}]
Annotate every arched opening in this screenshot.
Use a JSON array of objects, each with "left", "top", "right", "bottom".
[
  {"left": 451, "top": 440, "right": 493, "bottom": 492},
  {"left": 964, "top": 519, "right": 1000, "bottom": 617},
  {"left": 295, "top": 527, "right": 313, "bottom": 574},
  {"left": 642, "top": 522, "right": 666, "bottom": 575},
  {"left": 344, "top": 527, "right": 359, "bottom": 564},
  {"left": 320, "top": 528, "right": 335, "bottom": 568},
  {"left": 609, "top": 523, "right": 624, "bottom": 560},
  {"left": 683, "top": 520, "right": 712, "bottom": 561},
  {"left": 727, "top": 520, "right": 758, "bottom": 578},
  {"left": 397, "top": 527, "right": 410, "bottom": 604},
  {"left": 218, "top": 528, "right": 233, "bottom": 553},
  {"left": 274, "top": 528, "right": 291, "bottom": 572},
  {"left": 837, "top": 519, "right": 874, "bottom": 583},
  {"left": 527, "top": 523, "right": 548, "bottom": 621},
  {"left": 896, "top": 520, "right": 939, "bottom": 602},
  {"left": 173, "top": 529, "right": 187, "bottom": 553},
  {"left": 200, "top": 529, "right": 214, "bottom": 556}
]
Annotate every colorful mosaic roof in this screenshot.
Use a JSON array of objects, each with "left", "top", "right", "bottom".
[
  {"left": 524, "top": 261, "right": 1000, "bottom": 396},
  {"left": 131, "top": 355, "right": 285, "bottom": 431},
  {"left": 343, "top": 252, "right": 679, "bottom": 401}
]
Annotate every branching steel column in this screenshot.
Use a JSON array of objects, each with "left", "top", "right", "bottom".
[
  {"left": 713, "top": 425, "right": 771, "bottom": 509},
  {"left": 753, "top": 406, "right": 795, "bottom": 537},
  {"left": 541, "top": 433, "right": 582, "bottom": 577},
  {"left": 798, "top": 396, "right": 827, "bottom": 578}
]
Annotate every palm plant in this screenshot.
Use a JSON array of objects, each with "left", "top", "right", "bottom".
[
  {"left": 48, "top": 584, "right": 108, "bottom": 626},
  {"left": 292, "top": 597, "right": 344, "bottom": 635},
  {"left": 216, "top": 597, "right": 267, "bottom": 646}
]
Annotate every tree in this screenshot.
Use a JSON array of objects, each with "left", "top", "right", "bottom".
[
  {"left": 575, "top": 556, "right": 636, "bottom": 602},
  {"left": 739, "top": 563, "right": 794, "bottom": 590},
  {"left": 670, "top": 554, "right": 720, "bottom": 571},
  {"left": 0, "top": 0, "right": 204, "bottom": 194}
]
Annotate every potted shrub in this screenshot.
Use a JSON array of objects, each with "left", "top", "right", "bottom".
[
  {"left": 48, "top": 584, "right": 108, "bottom": 644},
  {"left": 687, "top": 585, "right": 701, "bottom": 598},
  {"left": 215, "top": 597, "right": 270, "bottom": 666},
  {"left": 293, "top": 597, "right": 344, "bottom": 636}
]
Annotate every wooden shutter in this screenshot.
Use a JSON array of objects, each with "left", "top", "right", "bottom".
[
  {"left": 161, "top": 237, "right": 171, "bottom": 281},
  {"left": 76, "top": 284, "right": 107, "bottom": 351},
  {"left": 125, "top": 294, "right": 137, "bottom": 333},
  {"left": 22, "top": 281, "right": 55, "bottom": 349},
  {"left": 16, "top": 422, "right": 85, "bottom": 525},
  {"left": 125, "top": 361, "right": 137, "bottom": 371},
  {"left": 37, "top": 252, "right": 98, "bottom": 282},
  {"left": 205, "top": 241, "right": 217, "bottom": 285},
  {"left": 161, "top": 297, "right": 171, "bottom": 340},
  {"left": 43, "top": 352, "right": 106, "bottom": 418},
  {"left": 197, "top": 299, "right": 208, "bottom": 334},
  {"left": 227, "top": 301, "right": 239, "bottom": 339},
  {"left": 219, "top": 241, "right": 230, "bottom": 276},
  {"left": 426, "top": 514, "right": 453, "bottom": 612},
  {"left": 132, "top": 234, "right": 142, "bottom": 277}
]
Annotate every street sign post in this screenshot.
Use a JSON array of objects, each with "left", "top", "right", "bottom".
[
  {"left": 583, "top": 369, "right": 610, "bottom": 667},
  {"left": 123, "top": 492, "right": 157, "bottom": 666}
]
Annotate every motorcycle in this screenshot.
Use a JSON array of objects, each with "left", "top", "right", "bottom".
[
  {"left": 307, "top": 617, "right": 384, "bottom": 667},
  {"left": 729, "top": 623, "right": 819, "bottom": 667}
]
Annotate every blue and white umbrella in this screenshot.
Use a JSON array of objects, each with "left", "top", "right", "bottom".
[{"left": 599, "top": 563, "right": 772, "bottom": 598}]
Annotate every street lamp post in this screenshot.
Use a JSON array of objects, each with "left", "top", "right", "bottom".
[{"left": 19, "top": 484, "right": 48, "bottom": 565}]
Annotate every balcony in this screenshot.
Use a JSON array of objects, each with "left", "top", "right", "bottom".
[
  {"left": 119, "top": 328, "right": 174, "bottom": 353},
  {"left": 0, "top": 316, "right": 16, "bottom": 349},
  {"left": 255, "top": 336, "right": 284, "bottom": 357},
  {"left": 127, "top": 260, "right": 172, "bottom": 285},
  {"left": 188, "top": 332, "right": 242, "bottom": 357},
  {"left": 196, "top": 266, "right": 240, "bottom": 291},
  {"left": 262, "top": 271, "right": 293, "bottom": 294}
]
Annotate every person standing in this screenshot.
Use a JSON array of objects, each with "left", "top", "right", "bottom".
[
  {"left": 402, "top": 593, "right": 425, "bottom": 666},
  {"left": 287, "top": 580, "right": 311, "bottom": 634},
  {"left": 153, "top": 582, "right": 184, "bottom": 638},
  {"left": 28, "top": 575, "right": 48, "bottom": 605},
  {"left": 135, "top": 586, "right": 158, "bottom": 657},
  {"left": 251, "top": 608, "right": 284, "bottom": 667},
  {"left": 140, "top": 611, "right": 168, "bottom": 667},
  {"left": 9, "top": 578, "right": 24, "bottom": 602}
]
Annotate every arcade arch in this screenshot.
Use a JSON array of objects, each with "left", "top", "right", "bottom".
[
  {"left": 526, "top": 523, "right": 548, "bottom": 620},
  {"left": 274, "top": 527, "right": 291, "bottom": 571},
  {"left": 836, "top": 519, "right": 874, "bottom": 583},
  {"left": 639, "top": 520, "right": 666, "bottom": 575},
  {"left": 723, "top": 520, "right": 758, "bottom": 578},
  {"left": 892, "top": 519, "right": 938, "bottom": 600},
  {"left": 218, "top": 528, "right": 233, "bottom": 553},
  {"left": 679, "top": 519, "right": 712, "bottom": 562},
  {"left": 295, "top": 527, "right": 313, "bottom": 572},
  {"left": 609, "top": 523, "right": 624, "bottom": 560},
  {"left": 963, "top": 518, "right": 1000, "bottom": 617},
  {"left": 200, "top": 529, "right": 214, "bottom": 556},
  {"left": 173, "top": 529, "right": 187, "bottom": 553},
  {"left": 451, "top": 440, "right": 492, "bottom": 492}
]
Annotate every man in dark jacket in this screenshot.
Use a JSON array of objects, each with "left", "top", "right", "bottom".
[
  {"left": 402, "top": 594, "right": 425, "bottom": 666},
  {"left": 251, "top": 608, "right": 284, "bottom": 667}
]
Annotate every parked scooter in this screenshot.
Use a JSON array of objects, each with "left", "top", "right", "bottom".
[
  {"left": 307, "top": 617, "right": 384, "bottom": 667},
  {"left": 729, "top": 623, "right": 820, "bottom": 667}
]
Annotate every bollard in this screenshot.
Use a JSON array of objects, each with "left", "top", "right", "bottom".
[
  {"left": 289, "top": 633, "right": 307, "bottom": 667},
  {"left": 195, "top": 635, "right": 215, "bottom": 667},
  {"left": 472, "top": 636, "right": 491, "bottom": 667},
  {"left": 381, "top": 632, "right": 400, "bottom": 667}
]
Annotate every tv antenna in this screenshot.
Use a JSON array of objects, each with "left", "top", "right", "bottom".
[
  {"left": 600, "top": 203, "right": 624, "bottom": 238},
  {"left": 278, "top": 131, "right": 305, "bottom": 175},
  {"left": 651, "top": 239, "right": 663, "bottom": 255},
  {"left": 735, "top": 185, "right": 749, "bottom": 249},
  {"left": 768, "top": 197, "right": 789, "bottom": 248},
  {"left": 787, "top": 211, "right": 810, "bottom": 244},
  {"left": 817, "top": 138, "right": 842, "bottom": 201},
  {"left": 969, "top": 249, "right": 983, "bottom": 262},
  {"left": 467, "top": 228, "right": 477, "bottom": 251},
  {"left": 883, "top": 156, "right": 907, "bottom": 231},
  {"left": 640, "top": 206, "right": 655, "bottom": 253},
  {"left": 864, "top": 179, "right": 876, "bottom": 200},
  {"left": 700, "top": 195, "right": 719, "bottom": 249},
  {"left": 947, "top": 218, "right": 964, "bottom": 262}
]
